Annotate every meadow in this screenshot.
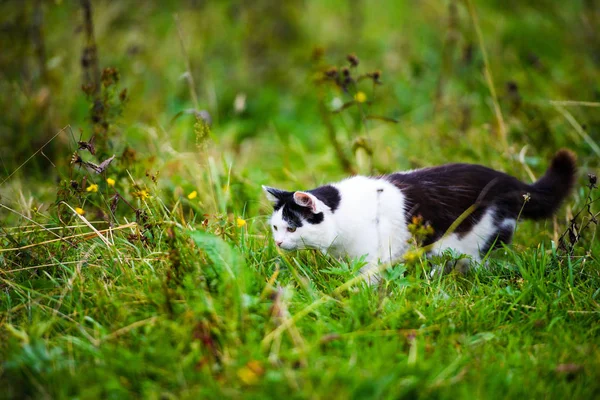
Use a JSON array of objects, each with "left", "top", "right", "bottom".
[{"left": 0, "top": 1, "right": 599, "bottom": 398}]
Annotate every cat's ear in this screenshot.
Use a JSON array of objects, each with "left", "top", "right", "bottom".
[
  {"left": 262, "top": 186, "right": 287, "bottom": 204},
  {"left": 293, "top": 191, "right": 328, "bottom": 213}
]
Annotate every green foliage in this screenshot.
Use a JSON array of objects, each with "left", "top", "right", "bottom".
[{"left": 1, "top": 0, "right": 599, "bottom": 399}]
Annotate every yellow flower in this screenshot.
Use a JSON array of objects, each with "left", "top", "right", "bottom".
[
  {"left": 187, "top": 190, "right": 198, "bottom": 200},
  {"left": 237, "top": 361, "right": 264, "bottom": 385},
  {"left": 134, "top": 189, "right": 150, "bottom": 200},
  {"left": 86, "top": 184, "right": 98, "bottom": 193},
  {"left": 236, "top": 218, "right": 246, "bottom": 228},
  {"left": 354, "top": 91, "right": 367, "bottom": 103},
  {"left": 75, "top": 207, "right": 85, "bottom": 215},
  {"left": 403, "top": 249, "right": 423, "bottom": 264},
  {"left": 106, "top": 177, "right": 116, "bottom": 187},
  {"left": 404, "top": 251, "right": 417, "bottom": 264}
]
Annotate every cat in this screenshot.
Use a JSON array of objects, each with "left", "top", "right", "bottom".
[{"left": 263, "top": 150, "right": 577, "bottom": 282}]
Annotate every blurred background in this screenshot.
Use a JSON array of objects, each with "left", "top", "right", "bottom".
[
  {"left": 0, "top": 0, "right": 599, "bottom": 217},
  {"left": 1, "top": 3, "right": 599, "bottom": 397}
]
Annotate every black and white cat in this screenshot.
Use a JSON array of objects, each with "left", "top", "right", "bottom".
[{"left": 263, "top": 150, "right": 577, "bottom": 281}]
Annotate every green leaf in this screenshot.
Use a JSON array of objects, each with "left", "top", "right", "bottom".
[{"left": 188, "top": 230, "right": 244, "bottom": 279}]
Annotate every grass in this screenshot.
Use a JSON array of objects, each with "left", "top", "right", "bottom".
[{"left": 1, "top": 1, "right": 599, "bottom": 398}]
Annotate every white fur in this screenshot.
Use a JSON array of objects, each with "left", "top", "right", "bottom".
[
  {"left": 325, "top": 177, "right": 410, "bottom": 282},
  {"left": 431, "top": 207, "right": 497, "bottom": 261},
  {"left": 265, "top": 177, "right": 513, "bottom": 283}
]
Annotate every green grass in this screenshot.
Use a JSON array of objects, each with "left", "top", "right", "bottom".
[{"left": 1, "top": 1, "right": 599, "bottom": 399}]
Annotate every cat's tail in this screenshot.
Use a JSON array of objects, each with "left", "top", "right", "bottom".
[{"left": 521, "top": 149, "right": 577, "bottom": 220}]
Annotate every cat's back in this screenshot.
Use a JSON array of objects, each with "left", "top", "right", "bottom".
[
  {"left": 332, "top": 175, "right": 407, "bottom": 218},
  {"left": 387, "top": 163, "right": 520, "bottom": 188},
  {"left": 386, "top": 162, "right": 525, "bottom": 211}
]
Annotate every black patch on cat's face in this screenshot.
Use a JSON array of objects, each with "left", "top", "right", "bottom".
[
  {"left": 281, "top": 204, "right": 309, "bottom": 228},
  {"left": 268, "top": 185, "right": 340, "bottom": 226},
  {"left": 388, "top": 164, "right": 527, "bottom": 247}
]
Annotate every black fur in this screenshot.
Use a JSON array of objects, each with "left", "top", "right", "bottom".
[
  {"left": 268, "top": 185, "right": 341, "bottom": 226},
  {"left": 480, "top": 207, "right": 516, "bottom": 254},
  {"left": 266, "top": 150, "right": 576, "bottom": 255},
  {"left": 481, "top": 224, "right": 514, "bottom": 255},
  {"left": 388, "top": 150, "right": 577, "bottom": 248},
  {"left": 388, "top": 164, "right": 521, "bottom": 245},
  {"left": 308, "top": 185, "right": 341, "bottom": 212},
  {"left": 520, "top": 149, "right": 577, "bottom": 219}
]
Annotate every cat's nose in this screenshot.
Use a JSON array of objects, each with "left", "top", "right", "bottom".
[{"left": 276, "top": 240, "right": 283, "bottom": 247}]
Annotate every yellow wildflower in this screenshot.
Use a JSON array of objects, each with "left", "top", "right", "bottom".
[
  {"left": 403, "top": 249, "right": 422, "bottom": 264},
  {"left": 187, "top": 190, "right": 198, "bottom": 200},
  {"left": 236, "top": 218, "right": 246, "bottom": 228},
  {"left": 134, "top": 189, "right": 150, "bottom": 200},
  {"left": 86, "top": 184, "right": 98, "bottom": 193},
  {"left": 75, "top": 207, "right": 85, "bottom": 215},
  {"left": 237, "top": 361, "right": 264, "bottom": 385},
  {"left": 106, "top": 177, "right": 116, "bottom": 187},
  {"left": 354, "top": 91, "right": 367, "bottom": 103}
]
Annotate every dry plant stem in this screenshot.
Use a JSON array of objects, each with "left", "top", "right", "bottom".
[
  {"left": 32, "top": 0, "right": 48, "bottom": 82},
  {"left": 1, "top": 222, "right": 108, "bottom": 233},
  {"left": 61, "top": 202, "right": 112, "bottom": 247},
  {"left": 559, "top": 191, "right": 600, "bottom": 255},
  {"left": 434, "top": 0, "right": 459, "bottom": 112},
  {"left": 319, "top": 99, "right": 355, "bottom": 174},
  {"left": 349, "top": 81, "right": 371, "bottom": 138},
  {"left": 518, "top": 146, "right": 537, "bottom": 183},
  {"left": 1, "top": 260, "right": 96, "bottom": 275},
  {"left": 174, "top": 14, "right": 200, "bottom": 109},
  {"left": 466, "top": 0, "right": 508, "bottom": 150},
  {"left": 549, "top": 100, "right": 600, "bottom": 108},
  {"left": 553, "top": 104, "right": 600, "bottom": 157},
  {"left": 51, "top": 243, "right": 98, "bottom": 319},
  {"left": 349, "top": 82, "right": 374, "bottom": 173},
  {"left": 80, "top": 0, "right": 101, "bottom": 97},
  {"left": 269, "top": 287, "right": 308, "bottom": 366},
  {"left": 0, "top": 222, "right": 137, "bottom": 253},
  {"left": 0, "top": 202, "right": 76, "bottom": 249},
  {"left": 0, "top": 125, "right": 69, "bottom": 185},
  {"left": 102, "top": 316, "right": 159, "bottom": 342}
]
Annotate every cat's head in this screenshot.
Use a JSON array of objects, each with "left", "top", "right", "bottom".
[{"left": 262, "top": 185, "right": 341, "bottom": 251}]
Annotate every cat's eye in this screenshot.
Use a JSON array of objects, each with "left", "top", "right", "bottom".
[
  {"left": 273, "top": 225, "right": 278, "bottom": 231},
  {"left": 287, "top": 227, "right": 297, "bottom": 233}
]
